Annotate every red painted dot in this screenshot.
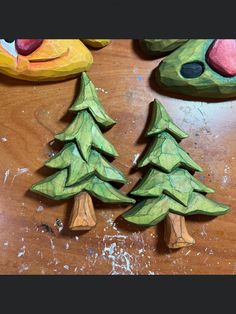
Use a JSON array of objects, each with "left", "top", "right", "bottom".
[
  {"left": 206, "top": 39, "right": 236, "bottom": 77},
  {"left": 15, "top": 39, "right": 43, "bottom": 56}
]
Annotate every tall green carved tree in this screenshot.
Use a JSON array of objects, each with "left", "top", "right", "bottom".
[
  {"left": 123, "top": 99, "right": 229, "bottom": 248},
  {"left": 31, "top": 72, "right": 135, "bottom": 230}
]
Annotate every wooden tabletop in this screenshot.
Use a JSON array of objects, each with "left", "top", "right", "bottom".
[{"left": 0, "top": 39, "right": 235, "bottom": 275}]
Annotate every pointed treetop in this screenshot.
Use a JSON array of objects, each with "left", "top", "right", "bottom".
[
  {"left": 70, "top": 72, "right": 115, "bottom": 127},
  {"left": 132, "top": 168, "right": 214, "bottom": 206},
  {"left": 123, "top": 192, "right": 230, "bottom": 226},
  {"left": 138, "top": 132, "right": 203, "bottom": 173},
  {"left": 55, "top": 110, "right": 118, "bottom": 162},
  {"left": 147, "top": 99, "right": 188, "bottom": 140}
]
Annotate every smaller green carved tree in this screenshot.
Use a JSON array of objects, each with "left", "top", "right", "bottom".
[
  {"left": 123, "top": 99, "right": 229, "bottom": 248},
  {"left": 31, "top": 72, "right": 135, "bottom": 230}
]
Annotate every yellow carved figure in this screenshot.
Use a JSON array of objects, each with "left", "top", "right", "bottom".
[
  {"left": 82, "top": 39, "right": 111, "bottom": 48},
  {"left": 0, "top": 39, "right": 110, "bottom": 81}
]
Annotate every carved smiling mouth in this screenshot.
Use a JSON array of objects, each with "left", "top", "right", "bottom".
[
  {"left": 28, "top": 48, "right": 69, "bottom": 63},
  {"left": 0, "top": 39, "right": 93, "bottom": 81},
  {"left": 0, "top": 39, "right": 69, "bottom": 65}
]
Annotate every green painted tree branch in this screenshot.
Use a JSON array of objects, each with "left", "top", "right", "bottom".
[
  {"left": 56, "top": 110, "right": 118, "bottom": 162},
  {"left": 46, "top": 142, "right": 126, "bottom": 185},
  {"left": 31, "top": 169, "right": 134, "bottom": 203},
  {"left": 132, "top": 168, "right": 214, "bottom": 206},
  {"left": 138, "top": 131, "right": 203, "bottom": 172},
  {"left": 123, "top": 193, "right": 229, "bottom": 226}
]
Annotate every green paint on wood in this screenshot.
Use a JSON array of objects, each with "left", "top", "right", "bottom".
[
  {"left": 123, "top": 193, "right": 229, "bottom": 226},
  {"left": 31, "top": 72, "right": 134, "bottom": 205},
  {"left": 147, "top": 99, "right": 188, "bottom": 139},
  {"left": 132, "top": 168, "right": 214, "bottom": 206},
  {"left": 70, "top": 72, "right": 115, "bottom": 127},
  {"left": 123, "top": 99, "right": 230, "bottom": 227},
  {"left": 56, "top": 110, "right": 118, "bottom": 162},
  {"left": 138, "top": 132, "right": 203, "bottom": 173},
  {"left": 140, "top": 39, "right": 188, "bottom": 57},
  {"left": 31, "top": 169, "right": 134, "bottom": 203},
  {"left": 46, "top": 143, "right": 126, "bottom": 185},
  {"left": 155, "top": 39, "right": 236, "bottom": 99}
]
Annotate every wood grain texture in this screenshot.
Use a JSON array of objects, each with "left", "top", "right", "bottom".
[
  {"left": 164, "top": 213, "right": 195, "bottom": 249},
  {"left": 69, "top": 192, "right": 96, "bottom": 231},
  {"left": 0, "top": 40, "right": 235, "bottom": 274}
]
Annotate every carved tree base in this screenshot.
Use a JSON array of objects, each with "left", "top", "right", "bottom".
[
  {"left": 164, "top": 213, "right": 195, "bottom": 249},
  {"left": 69, "top": 192, "right": 97, "bottom": 231}
]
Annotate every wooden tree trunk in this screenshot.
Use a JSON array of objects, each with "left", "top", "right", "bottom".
[
  {"left": 164, "top": 213, "right": 195, "bottom": 249},
  {"left": 69, "top": 192, "right": 97, "bottom": 231}
]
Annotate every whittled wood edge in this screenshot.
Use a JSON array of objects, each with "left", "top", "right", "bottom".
[
  {"left": 164, "top": 213, "right": 195, "bottom": 249},
  {"left": 69, "top": 192, "right": 97, "bottom": 231}
]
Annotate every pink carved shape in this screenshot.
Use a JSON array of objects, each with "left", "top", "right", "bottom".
[
  {"left": 15, "top": 39, "right": 44, "bottom": 56},
  {"left": 206, "top": 39, "right": 236, "bottom": 77}
]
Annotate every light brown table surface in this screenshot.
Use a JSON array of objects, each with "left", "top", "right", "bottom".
[{"left": 0, "top": 40, "right": 235, "bottom": 275}]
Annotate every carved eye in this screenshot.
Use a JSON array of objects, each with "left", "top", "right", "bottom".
[
  {"left": 0, "top": 39, "right": 18, "bottom": 57},
  {"left": 180, "top": 61, "right": 204, "bottom": 79}
]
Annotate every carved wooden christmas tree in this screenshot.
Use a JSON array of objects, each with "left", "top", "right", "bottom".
[
  {"left": 123, "top": 99, "right": 229, "bottom": 248},
  {"left": 31, "top": 72, "right": 135, "bottom": 230}
]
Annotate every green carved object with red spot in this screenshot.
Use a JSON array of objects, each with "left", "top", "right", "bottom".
[{"left": 155, "top": 39, "right": 236, "bottom": 99}]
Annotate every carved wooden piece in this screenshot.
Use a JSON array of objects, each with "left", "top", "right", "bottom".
[
  {"left": 206, "top": 39, "right": 236, "bottom": 77},
  {"left": 164, "top": 213, "right": 195, "bottom": 249},
  {"left": 31, "top": 72, "right": 134, "bottom": 231},
  {"left": 122, "top": 99, "right": 229, "bottom": 248},
  {"left": 15, "top": 39, "right": 44, "bottom": 55},
  {"left": 0, "top": 39, "right": 94, "bottom": 81},
  {"left": 132, "top": 168, "right": 214, "bottom": 206},
  {"left": 82, "top": 39, "right": 111, "bottom": 48},
  {"left": 140, "top": 39, "right": 188, "bottom": 56},
  {"left": 69, "top": 192, "right": 97, "bottom": 231},
  {"left": 123, "top": 193, "right": 229, "bottom": 225},
  {"left": 155, "top": 39, "right": 236, "bottom": 99}
]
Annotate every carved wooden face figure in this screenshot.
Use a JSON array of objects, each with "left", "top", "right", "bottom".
[
  {"left": 155, "top": 39, "right": 236, "bottom": 99},
  {"left": 0, "top": 39, "right": 93, "bottom": 81},
  {"left": 141, "top": 39, "right": 236, "bottom": 99}
]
